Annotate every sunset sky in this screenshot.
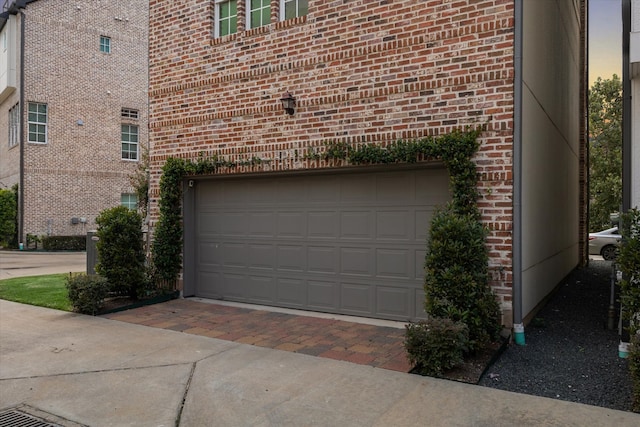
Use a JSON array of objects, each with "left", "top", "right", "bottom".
[{"left": 589, "top": 0, "right": 623, "bottom": 86}]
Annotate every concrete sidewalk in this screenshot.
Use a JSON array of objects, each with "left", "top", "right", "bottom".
[{"left": 1, "top": 300, "right": 639, "bottom": 426}]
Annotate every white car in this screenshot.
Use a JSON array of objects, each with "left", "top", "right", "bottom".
[{"left": 588, "top": 227, "right": 621, "bottom": 260}]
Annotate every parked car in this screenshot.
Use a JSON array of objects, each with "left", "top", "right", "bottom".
[{"left": 588, "top": 227, "right": 621, "bottom": 260}]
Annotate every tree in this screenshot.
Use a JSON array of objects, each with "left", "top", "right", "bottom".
[{"left": 589, "top": 75, "right": 622, "bottom": 232}]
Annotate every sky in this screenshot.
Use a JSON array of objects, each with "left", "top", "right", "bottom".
[{"left": 589, "top": 0, "right": 623, "bottom": 86}]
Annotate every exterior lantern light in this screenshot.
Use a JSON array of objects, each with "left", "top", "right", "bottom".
[{"left": 280, "top": 92, "right": 296, "bottom": 115}]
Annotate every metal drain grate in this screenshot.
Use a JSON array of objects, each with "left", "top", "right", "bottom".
[{"left": 0, "top": 409, "right": 60, "bottom": 427}]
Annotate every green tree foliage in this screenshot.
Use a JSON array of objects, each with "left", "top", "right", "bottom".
[
  {"left": 95, "top": 206, "right": 146, "bottom": 299},
  {"left": 589, "top": 75, "right": 622, "bottom": 231},
  {"left": 0, "top": 187, "right": 17, "bottom": 246}
]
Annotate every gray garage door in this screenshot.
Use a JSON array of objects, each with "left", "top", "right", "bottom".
[{"left": 193, "top": 167, "right": 450, "bottom": 321}]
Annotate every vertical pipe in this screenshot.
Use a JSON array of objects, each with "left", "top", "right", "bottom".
[
  {"left": 18, "top": 7, "right": 24, "bottom": 247},
  {"left": 512, "top": 0, "right": 525, "bottom": 345}
]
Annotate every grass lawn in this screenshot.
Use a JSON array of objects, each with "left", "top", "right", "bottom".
[{"left": 0, "top": 274, "right": 72, "bottom": 311}]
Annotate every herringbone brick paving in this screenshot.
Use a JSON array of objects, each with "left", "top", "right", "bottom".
[{"left": 102, "top": 299, "right": 411, "bottom": 372}]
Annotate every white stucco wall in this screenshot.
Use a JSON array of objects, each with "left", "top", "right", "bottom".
[{"left": 520, "top": 0, "right": 582, "bottom": 317}]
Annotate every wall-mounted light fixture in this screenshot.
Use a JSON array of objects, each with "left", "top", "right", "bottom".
[{"left": 280, "top": 92, "right": 296, "bottom": 115}]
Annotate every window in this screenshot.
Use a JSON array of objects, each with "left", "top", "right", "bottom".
[
  {"left": 121, "top": 124, "right": 138, "bottom": 160},
  {"left": 281, "top": 0, "right": 307, "bottom": 20},
  {"left": 215, "top": 0, "right": 237, "bottom": 37},
  {"left": 121, "top": 193, "right": 138, "bottom": 210},
  {"left": 8, "top": 103, "right": 19, "bottom": 148},
  {"left": 100, "top": 36, "right": 111, "bottom": 53},
  {"left": 28, "top": 102, "right": 47, "bottom": 144},
  {"left": 246, "top": 0, "right": 270, "bottom": 29},
  {"left": 121, "top": 108, "right": 139, "bottom": 120}
]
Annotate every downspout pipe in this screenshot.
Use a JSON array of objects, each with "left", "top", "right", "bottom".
[
  {"left": 512, "top": 0, "right": 525, "bottom": 345},
  {"left": 619, "top": 0, "right": 631, "bottom": 358},
  {"left": 18, "top": 6, "right": 25, "bottom": 247}
]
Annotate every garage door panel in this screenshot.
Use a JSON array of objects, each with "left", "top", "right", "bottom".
[
  {"left": 340, "top": 247, "right": 373, "bottom": 276},
  {"left": 246, "top": 275, "right": 275, "bottom": 302},
  {"left": 248, "top": 212, "right": 276, "bottom": 237},
  {"left": 308, "top": 280, "right": 338, "bottom": 310},
  {"left": 376, "top": 210, "right": 411, "bottom": 240},
  {"left": 220, "top": 212, "right": 247, "bottom": 236},
  {"left": 248, "top": 244, "right": 276, "bottom": 270},
  {"left": 341, "top": 283, "right": 374, "bottom": 315},
  {"left": 308, "top": 211, "right": 339, "bottom": 238},
  {"left": 377, "top": 286, "right": 410, "bottom": 318},
  {"left": 376, "top": 248, "right": 411, "bottom": 278},
  {"left": 221, "top": 242, "right": 247, "bottom": 267},
  {"left": 341, "top": 175, "right": 375, "bottom": 202},
  {"left": 194, "top": 168, "right": 449, "bottom": 321},
  {"left": 277, "top": 245, "right": 306, "bottom": 271},
  {"left": 277, "top": 212, "right": 306, "bottom": 237},
  {"left": 340, "top": 211, "right": 373, "bottom": 239}
]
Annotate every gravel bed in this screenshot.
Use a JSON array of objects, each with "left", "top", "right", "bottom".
[{"left": 479, "top": 260, "right": 634, "bottom": 412}]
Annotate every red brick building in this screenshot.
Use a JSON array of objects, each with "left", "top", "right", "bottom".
[{"left": 148, "top": 1, "right": 587, "bottom": 331}]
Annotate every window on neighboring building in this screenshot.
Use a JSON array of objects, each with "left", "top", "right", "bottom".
[
  {"left": 121, "top": 193, "right": 138, "bottom": 210},
  {"left": 121, "top": 108, "right": 139, "bottom": 120},
  {"left": 27, "top": 102, "right": 47, "bottom": 144},
  {"left": 246, "top": 0, "right": 270, "bottom": 29},
  {"left": 100, "top": 36, "right": 111, "bottom": 53},
  {"left": 215, "top": 0, "right": 238, "bottom": 37},
  {"left": 281, "top": 0, "right": 308, "bottom": 20},
  {"left": 121, "top": 124, "right": 138, "bottom": 160},
  {"left": 8, "top": 103, "right": 19, "bottom": 148}
]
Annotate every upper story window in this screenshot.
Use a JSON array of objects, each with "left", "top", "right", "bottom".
[
  {"left": 28, "top": 102, "right": 47, "bottom": 144},
  {"left": 121, "top": 108, "right": 139, "bottom": 120},
  {"left": 281, "top": 0, "right": 307, "bottom": 20},
  {"left": 215, "top": 0, "right": 237, "bottom": 37},
  {"left": 121, "top": 193, "right": 138, "bottom": 210},
  {"left": 246, "top": 0, "right": 270, "bottom": 29},
  {"left": 121, "top": 124, "right": 139, "bottom": 161},
  {"left": 100, "top": 36, "right": 111, "bottom": 53},
  {"left": 8, "top": 103, "right": 19, "bottom": 148}
]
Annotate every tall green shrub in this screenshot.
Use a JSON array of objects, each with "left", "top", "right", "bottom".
[
  {"left": 618, "top": 208, "right": 640, "bottom": 411},
  {"left": 424, "top": 206, "right": 502, "bottom": 352},
  {"left": 95, "top": 206, "right": 146, "bottom": 299},
  {"left": 0, "top": 188, "right": 17, "bottom": 246}
]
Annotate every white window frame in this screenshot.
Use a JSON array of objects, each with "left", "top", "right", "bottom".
[
  {"left": 121, "top": 124, "right": 139, "bottom": 161},
  {"left": 8, "top": 103, "right": 19, "bottom": 148},
  {"left": 27, "top": 102, "right": 47, "bottom": 144},
  {"left": 246, "top": 0, "right": 270, "bottom": 29},
  {"left": 100, "top": 35, "right": 111, "bottom": 53},
  {"left": 121, "top": 108, "right": 139, "bottom": 120},
  {"left": 121, "top": 193, "right": 138, "bottom": 210},
  {"left": 280, "top": 0, "right": 308, "bottom": 20},
  {"left": 215, "top": 0, "right": 238, "bottom": 38}
]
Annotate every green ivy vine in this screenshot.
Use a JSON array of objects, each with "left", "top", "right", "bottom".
[{"left": 151, "top": 126, "right": 485, "bottom": 283}]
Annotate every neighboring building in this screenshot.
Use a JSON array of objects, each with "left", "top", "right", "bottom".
[
  {"left": 148, "top": 1, "right": 586, "bottom": 329},
  {"left": 0, "top": 0, "right": 148, "bottom": 243},
  {"left": 625, "top": 0, "right": 640, "bottom": 209}
]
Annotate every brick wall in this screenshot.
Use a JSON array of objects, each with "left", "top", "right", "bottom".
[
  {"left": 17, "top": 0, "right": 148, "bottom": 237},
  {"left": 148, "top": 0, "right": 515, "bottom": 309}
]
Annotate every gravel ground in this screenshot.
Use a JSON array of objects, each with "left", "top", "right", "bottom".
[{"left": 479, "top": 260, "right": 635, "bottom": 412}]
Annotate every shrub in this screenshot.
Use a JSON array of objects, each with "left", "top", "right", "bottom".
[
  {"left": 405, "top": 318, "right": 470, "bottom": 376},
  {"left": 0, "top": 188, "right": 17, "bottom": 247},
  {"left": 618, "top": 207, "right": 640, "bottom": 411},
  {"left": 95, "top": 206, "right": 146, "bottom": 299},
  {"left": 66, "top": 273, "right": 110, "bottom": 315},
  {"left": 41, "top": 235, "right": 86, "bottom": 251},
  {"left": 424, "top": 205, "right": 502, "bottom": 352}
]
